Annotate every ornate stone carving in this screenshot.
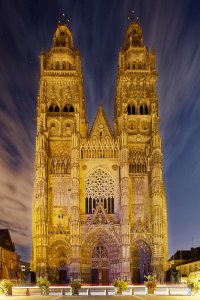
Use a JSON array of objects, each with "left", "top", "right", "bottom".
[
  {"left": 86, "top": 168, "right": 114, "bottom": 200},
  {"left": 32, "top": 20, "right": 168, "bottom": 284}
]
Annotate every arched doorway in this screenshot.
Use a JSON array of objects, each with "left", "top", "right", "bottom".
[
  {"left": 131, "top": 240, "right": 152, "bottom": 283},
  {"left": 81, "top": 226, "right": 120, "bottom": 284},
  {"left": 48, "top": 241, "right": 71, "bottom": 284}
]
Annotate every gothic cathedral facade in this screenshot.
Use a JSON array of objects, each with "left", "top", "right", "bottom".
[{"left": 31, "top": 20, "right": 168, "bottom": 284}]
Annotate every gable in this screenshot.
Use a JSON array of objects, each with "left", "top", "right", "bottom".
[
  {"left": 91, "top": 202, "right": 111, "bottom": 225},
  {"left": 89, "top": 105, "right": 113, "bottom": 141}
]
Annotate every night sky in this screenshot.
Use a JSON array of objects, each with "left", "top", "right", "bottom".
[{"left": 0, "top": 0, "right": 200, "bottom": 262}]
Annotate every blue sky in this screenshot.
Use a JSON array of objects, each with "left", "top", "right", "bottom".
[{"left": 0, "top": 0, "right": 200, "bottom": 261}]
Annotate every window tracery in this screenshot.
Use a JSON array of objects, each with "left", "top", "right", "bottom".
[
  {"left": 129, "top": 150, "right": 147, "bottom": 174},
  {"left": 49, "top": 156, "right": 71, "bottom": 175},
  {"left": 127, "top": 103, "right": 136, "bottom": 115},
  {"left": 48, "top": 242, "right": 70, "bottom": 273},
  {"left": 80, "top": 141, "right": 119, "bottom": 159},
  {"left": 92, "top": 244, "right": 109, "bottom": 269},
  {"left": 63, "top": 104, "right": 74, "bottom": 112},
  {"left": 48, "top": 104, "right": 60, "bottom": 113},
  {"left": 85, "top": 168, "right": 114, "bottom": 214},
  {"left": 52, "top": 179, "right": 71, "bottom": 208},
  {"left": 139, "top": 103, "right": 149, "bottom": 115}
]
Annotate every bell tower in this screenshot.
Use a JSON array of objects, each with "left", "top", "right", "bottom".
[
  {"left": 32, "top": 18, "right": 168, "bottom": 284},
  {"left": 114, "top": 21, "right": 168, "bottom": 281},
  {"left": 32, "top": 22, "right": 87, "bottom": 281}
]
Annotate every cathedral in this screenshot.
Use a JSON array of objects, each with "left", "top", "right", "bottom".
[{"left": 31, "top": 20, "right": 168, "bottom": 284}]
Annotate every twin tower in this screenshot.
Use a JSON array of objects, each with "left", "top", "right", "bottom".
[{"left": 31, "top": 20, "right": 168, "bottom": 284}]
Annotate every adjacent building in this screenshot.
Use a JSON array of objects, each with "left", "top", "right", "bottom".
[
  {"left": 168, "top": 247, "right": 200, "bottom": 281},
  {"left": 0, "top": 229, "right": 21, "bottom": 280},
  {"left": 31, "top": 20, "right": 168, "bottom": 284}
]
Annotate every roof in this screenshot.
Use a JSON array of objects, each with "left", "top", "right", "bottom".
[
  {"left": 0, "top": 229, "right": 15, "bottom": 252},
  {"left": 169, "top": 248, "right": 200, "bottom": 262}
]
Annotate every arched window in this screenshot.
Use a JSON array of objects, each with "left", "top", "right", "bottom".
[
  {"left": 127, "top": 104, "right": 131, "bottom": 115},
  {"left": 89, "top": 197, "right": 92, "bottom": 214},
  {"left": 69, "top": 105, "right": 74, "bottom": 112},
  {"left": 63, "top": 62, "right": 66, "bottom": 70},
  {"left": 140, "top": 105, "right": 144, "bottom": 115},
  {"left": 139, "top": 104, "right": 148, "bottom": 115},
  {"left": 63, "top": 105, "right": 68, "bottom": 112},
  {"left": 104, "top": 199, "right": 107, "bottom": 210},
  {"left": 108, "top": 197, "right": 111, "bottom": 213},
  {"left": 127, "top": 104, "right": 136, "bottom": 115},
  {"left": 132, "top": 105, "right": 136, "bottom": 115},
  {"left": 93, "top": 199, "right": 96, "bottom": 210},
  {"left": 54, "top": 105, "right": 60, "bottom": 112},
  {"left": 55, "top": 62, "right": 60, "bottom": 70},
  {"left": 85, "top": 198, "right": 88, "bottom": 214},
  {"left": 111, "top": 197, "right": 114, "bottom": 213},
  {"left": 49, "top": 105, "right": 53, "bottom": 112}
]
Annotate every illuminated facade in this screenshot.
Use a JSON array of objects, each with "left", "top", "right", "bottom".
[{"left": 31, "top": 21, "right": 168, "bottom": 284}]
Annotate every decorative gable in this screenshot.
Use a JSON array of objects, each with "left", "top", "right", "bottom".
[
  {"left": 91, "top": 202, "right": 111, "bottom": 225},
  {"left": 90, "top": 105, "right": 113, "bottom": 141}
]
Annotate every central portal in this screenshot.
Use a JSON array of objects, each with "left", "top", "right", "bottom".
[{"left": 91, "top": 244, "right": 109, "bottom": 284}]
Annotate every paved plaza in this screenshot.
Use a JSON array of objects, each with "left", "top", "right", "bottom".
[{"left": 1, "top": 296, "right": 200, "bottom": 300}]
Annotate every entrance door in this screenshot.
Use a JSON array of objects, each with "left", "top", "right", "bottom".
[
  {"left": 59, "top": 270, "right": 66, "bottom": 283},
  {"left": 102, "top": 269, "right": 109, "bottom": 285},
  {"left": 132, "top": 241, "right": 152, "bottom": 283},
  {"left": 91, "top": 244, "right": 109, "bottom": 285},
  {"left": 91, "top": 269, "right": 99, "bottom": 284}
]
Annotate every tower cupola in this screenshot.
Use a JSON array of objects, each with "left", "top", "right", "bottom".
[
  {"left": 124, "top": 21, "right": 143, "bottom": 49},
  {"left": 53, "top": 24, "right": 74, "bottom": 48}
]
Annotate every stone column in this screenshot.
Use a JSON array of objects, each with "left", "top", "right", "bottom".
[
  {"left": 70, "top": 130, "right": 81, "bottom": 280},
  {"left": 151, "top": 122, "right": 165, "bottom": 281},
  {"left": 120, "top": 122, "right": 131, "bottom": 281},
  {"left": 32, "top": 130, "right": 48, "bottom": 278}
]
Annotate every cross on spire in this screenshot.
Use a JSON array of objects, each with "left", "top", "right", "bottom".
[
  {"left": 128, "top": 10, "right": 139, "bottom": 22},
  {"left": 58, "top": 12, "right": 70, "bottom": 24}
]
